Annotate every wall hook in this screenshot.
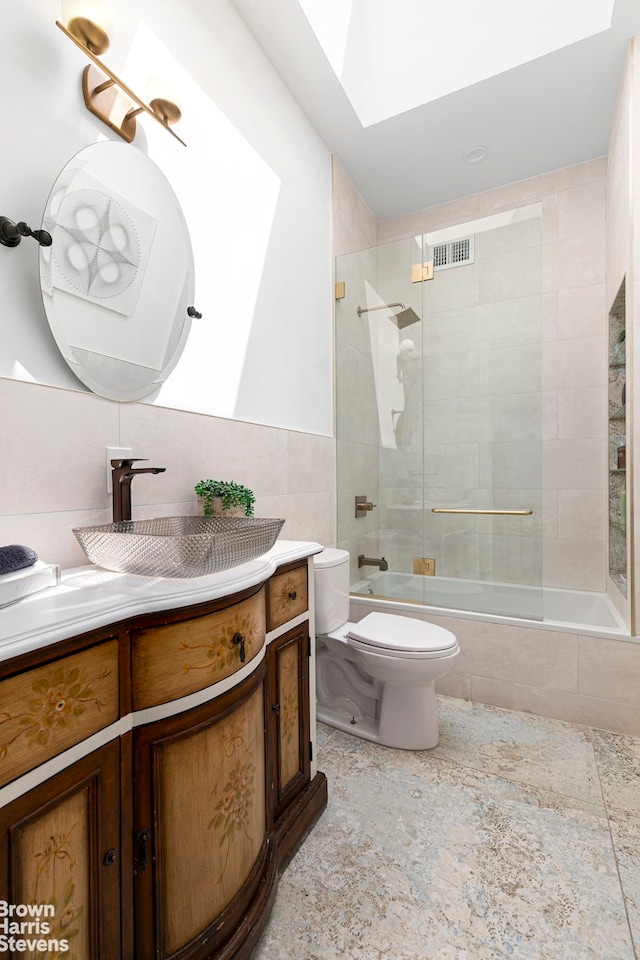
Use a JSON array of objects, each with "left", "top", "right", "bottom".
[{"left": 0, "top": 217, "right": 52, "bottom": 248}]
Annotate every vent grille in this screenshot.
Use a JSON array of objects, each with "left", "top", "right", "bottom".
[
  {"left": 430, "top": 235, "right": 474, "bottom": 271},
  {"left": 433, "top": 243, "right": 448, "bottom": 268}
]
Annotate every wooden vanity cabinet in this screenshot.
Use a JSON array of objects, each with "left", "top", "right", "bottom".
[
  {"left": 266, "top": 624, "right": 311, "bottom": 829},
  {"left": 0, "top": 739, "right": 122, "bottom": 960},
  {"left": 133, "top": 664, "right": 271, "bottom": 960},
  {"left": 0, "top": 559, "right": 326, "bottom": 960}
]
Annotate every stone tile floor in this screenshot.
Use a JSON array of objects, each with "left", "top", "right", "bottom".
[{"left": 253, "top": 696, "right": 640, "bottom": 960}]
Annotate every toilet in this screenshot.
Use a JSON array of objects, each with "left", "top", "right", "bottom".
[{"left": 313, "top": 548, "right": 459, "bottom": 749}]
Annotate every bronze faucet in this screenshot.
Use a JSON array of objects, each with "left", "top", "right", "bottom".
[{"left": 111, "top": 459, "right": 166, "bottom": 523}]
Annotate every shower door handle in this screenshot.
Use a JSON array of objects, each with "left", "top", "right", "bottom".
[{"left": 431, "top": 508, "right": 533, "bottom": 516}]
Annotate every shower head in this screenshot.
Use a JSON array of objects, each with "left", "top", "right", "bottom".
[
  {"left": 391, "top": 306, "right": 421, "bottom": 329},
  {"left": 357, "top": 302, "right": 421, "bottom": 329}
]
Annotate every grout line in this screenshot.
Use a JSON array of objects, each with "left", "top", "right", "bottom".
[{"left": 591, "top": 726, "right": 639, "bottom": 960}]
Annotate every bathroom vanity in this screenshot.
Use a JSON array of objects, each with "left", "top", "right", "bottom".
[{"left": 0, "top": 541, "right": 326, "bottom": 960}]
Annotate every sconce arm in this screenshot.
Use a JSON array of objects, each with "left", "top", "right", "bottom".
[{"left": 0, "top": 217, "right": 52, "bottom": 248}]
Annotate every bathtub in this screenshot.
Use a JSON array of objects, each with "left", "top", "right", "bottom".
[{"left": 351, "top": 571, "right": 629, "bottom": 639}]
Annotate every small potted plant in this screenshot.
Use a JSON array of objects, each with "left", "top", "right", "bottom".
[{"left": 194, "top": 479, "right": 256, "bottom": 517}]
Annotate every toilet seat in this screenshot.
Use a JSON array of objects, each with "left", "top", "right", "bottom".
[{"left": 347, "top": 612, "right": 458, "bottom": 660}]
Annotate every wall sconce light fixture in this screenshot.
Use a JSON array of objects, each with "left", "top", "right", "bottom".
[
  {"left": 0, "top": 217, "right": 52, "bottom": 249},
  {"left": 56, "top": 18, "right": 186, "bottom": 147}
]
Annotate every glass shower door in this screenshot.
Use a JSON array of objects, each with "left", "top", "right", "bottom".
[
  {"left": 420, "top": 205, "right": 543, "bottom": 619},
  {"left": 335, "top": 203, "right": 543, "bottom": 621},
  {"left": 335, "top": 236, "right": 426, "bottom": 592}
]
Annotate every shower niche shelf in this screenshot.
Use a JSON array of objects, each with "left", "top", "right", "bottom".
[{"left": 608, "top": 279, "right": 627, "bottom": 597}]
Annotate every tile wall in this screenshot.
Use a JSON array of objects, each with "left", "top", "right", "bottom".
[
  {"left": 0, "top": 377, "right": 336, "bottom": 570},
  {"left": 378, "top": 159, "right": 608, "bottom": 593}
]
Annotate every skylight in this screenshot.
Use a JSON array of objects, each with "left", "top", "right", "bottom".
[{"left": 296, "top": 0, "right": 615, "bottom": 127}]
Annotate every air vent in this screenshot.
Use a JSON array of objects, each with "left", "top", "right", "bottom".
[{"left": 430, "top": 235, "right": 474, "bottom": 271}]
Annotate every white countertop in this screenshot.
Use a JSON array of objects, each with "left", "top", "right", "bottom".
[{"left": 0, "top": 540, "right": 323, "bottom": 663}]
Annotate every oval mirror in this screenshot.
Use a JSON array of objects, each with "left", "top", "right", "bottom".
[{"left": 40, "top": 142, "right": 195, "bottom": 402}]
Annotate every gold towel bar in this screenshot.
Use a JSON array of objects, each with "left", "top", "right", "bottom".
[{"left": 431, "top": 508, "right": 533, "bottom": 516}]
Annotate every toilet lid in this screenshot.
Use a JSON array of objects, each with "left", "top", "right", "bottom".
[{"left": 347, "top": 613, "right": 457, "bottom": 654}]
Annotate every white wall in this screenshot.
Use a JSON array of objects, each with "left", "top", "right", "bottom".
[
  {"left": 1, "top": 0, "right": 332, "bottom": 434},
  {"left": 0, "top": 0, "right": 336, "bottom": 569}
]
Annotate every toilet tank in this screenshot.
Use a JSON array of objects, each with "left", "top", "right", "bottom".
[{"left": 313, "top": 548, "right": 351, "bottom": 633}]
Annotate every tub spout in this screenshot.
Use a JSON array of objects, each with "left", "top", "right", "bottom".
[{"left": 358, "top": 555, "right": 388, "bottom": 572}]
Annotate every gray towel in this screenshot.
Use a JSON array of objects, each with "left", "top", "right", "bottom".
[{"left": 0, "top": 544, "right": 38, "bottom": 575}]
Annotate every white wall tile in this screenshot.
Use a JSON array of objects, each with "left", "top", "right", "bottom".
[
  {"left": 541, "top": 193, "right": 559, "bottom": 244},
  {"left": 542, "top": 292, "right": 558, "bottom": 341},
  {"left": 542, "top": 337, "right": 607, "bottom": 391},
  {"left": 557, "top": 387, "right": 607, "bottom": 439},
  {"left": 557, "top": 284, "right": 606, "bottom": 340},
  {"left": 542, "top": 439, "right": 606, "bottom": 489},
  {"left": 558, "top": 489, "right": 607, "bottom": 541},
  {"left": 287, "top": 432, "right": 336, "bottom": 495},
  {"left": 332, "top": 157, "right": 378, "bottom": 258},
  {"left": 443, "top": 617, "right": 579, "bottom": 691},
  {"left": 471, "top": 675, "right": 640, "bottom": 736},
  {"left": 0, "top": 379, "right": 119, "bottom": 516},
  {"left": 479, "top": 247, "right": 542, "bottom": 303},
  {"left": 558, "top": 179, "right": 607, "bottom": 240},
  {"left": 578, "top": 636, "right": 640, "bottom": 706},
  {"left": 119, "top": 403, "right": 289, "bottom": 506},
  {"left": 542, "top": 391, "right": 558, "bottom": 440},
  {"left": 542, "top": 232, "right": 606, "bottom": 292},
  {"left": 543, "top": 537, "right": 607, "bottom": 590}
]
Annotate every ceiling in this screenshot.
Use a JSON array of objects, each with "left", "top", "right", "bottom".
[{"left": 230, "top": 0, "right": 640, "bottom": 220}]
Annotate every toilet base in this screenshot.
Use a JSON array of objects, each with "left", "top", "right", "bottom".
[
  {"left": 378, "top": 681, "right": 439, "bottom": 749},
  {"left": 317, "top": 687, "right": 439, "bottom": 750},
  {"left": 316, "top": 706, "right": 380, "bottom": 744},
  {"left": 316, "top": 632, "right": 455, "bottom": 750}
]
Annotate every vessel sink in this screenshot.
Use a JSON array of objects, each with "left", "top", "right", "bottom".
[{"left": 73, "top": 516, "right": 285, "bottom": 578}]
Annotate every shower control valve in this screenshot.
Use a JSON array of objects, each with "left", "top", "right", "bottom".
[{"left": 355, "top": 495, "right": 377, "bottom": 519}]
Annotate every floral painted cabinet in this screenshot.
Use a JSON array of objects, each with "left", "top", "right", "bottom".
[
  {"left": 132, "top": 664, "right": 271, "bottom": 960},
  {"left": 0, "top": 558, "right": 327, "bottom": 960},
  {"left": 266, "top": 624, "right": 311, "bottom": 827},
  {"left": 0, "top": 739, "right": 121, "bottom": 960}
]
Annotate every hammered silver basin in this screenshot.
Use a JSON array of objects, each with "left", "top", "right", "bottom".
[{"left": 73, "top": 516, "right": 285, "bottom": 578}]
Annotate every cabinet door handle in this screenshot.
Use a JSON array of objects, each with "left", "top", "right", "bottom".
[
  {"left": 136, "top": 829, "right": 151, "bottom": 871},
  {"left": 233, "top": 632, "right": 246, "bottom": 663},
  {"left": 272, "top": 704, "right": 280, "bottom": 715},
  {"left": 288, "top": 590, "right": 297, "bottom": 601},
  {"left": 102, "top": 848, "right": 118, "bottom": 866}
]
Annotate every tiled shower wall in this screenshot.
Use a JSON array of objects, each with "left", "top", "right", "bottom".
[{"left": 337, "top": 157, "right": 608, "bottom": 593}]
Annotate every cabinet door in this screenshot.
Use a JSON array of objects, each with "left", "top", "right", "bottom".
[
  {"left": 0, "top": 740, "right": 121, "bottom": 960},
  {"left": 133, "top": 664, "right": 269, "bottom": 960},
  {"left": 266, "top": 624, "right": 311, "bottom": 826}
]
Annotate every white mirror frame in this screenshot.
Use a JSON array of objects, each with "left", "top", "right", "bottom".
[{"left": 40, "top": 142, "right": 195, "bottom": 402}]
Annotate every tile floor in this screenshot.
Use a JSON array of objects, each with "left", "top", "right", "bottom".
[{"left": 253, "top": 696, "right": 640, "bottom": 960}]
